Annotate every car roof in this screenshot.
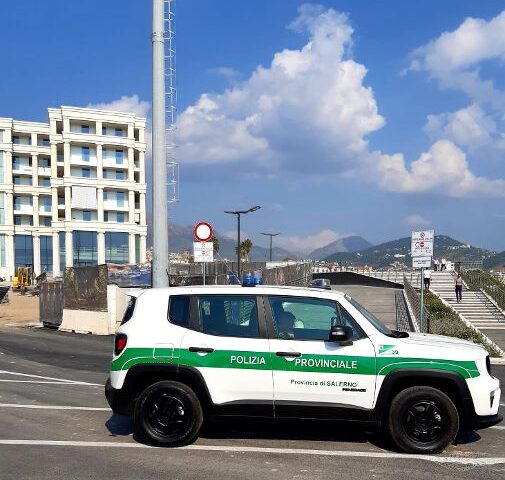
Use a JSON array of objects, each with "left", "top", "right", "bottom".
[{"left": 138, "top": 285, "right": 345, "bottom": 300}]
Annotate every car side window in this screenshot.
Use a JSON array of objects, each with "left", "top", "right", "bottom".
[
  {"left": 268, "top": 296, "right": 364, "bottom": 341},
  {"left": 197, "top": 295, "right": 259, "bottom": 338},
  {"left": 168, "top": 295, "right": 190, "bottom": 328}
]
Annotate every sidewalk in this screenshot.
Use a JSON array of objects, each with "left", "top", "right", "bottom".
[{"left": 0, "top": 291, "right": 39, "bottom": 327}]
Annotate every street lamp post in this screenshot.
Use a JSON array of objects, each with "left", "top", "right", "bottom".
[
  {"left": 224, "top": 205, "right": 261, "bottom": 281},
  {"left": 261, "top": 232, "right": 280, "bottom": 262}
]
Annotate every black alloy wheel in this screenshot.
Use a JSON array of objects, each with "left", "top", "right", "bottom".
[
  {"left": 134, "top": 380, "right": 203, "bottom": 447},
  {"left": 388, "top": 386, "right": 459, "bottom": 454}
]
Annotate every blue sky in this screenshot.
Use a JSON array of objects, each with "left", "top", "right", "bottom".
[{"left": 2, "top": 1, "right": 505, "bottom": 252}]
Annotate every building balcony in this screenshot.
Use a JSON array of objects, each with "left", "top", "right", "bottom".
[
  {"left": 14, "top": 206, "right": 33, "bottom": 215},
  {"left": 12, "top": 165, "right": 33, "bottom": 175},
  {"left": 38, "top": 167, "right": 52, "bottom": 176},
  {"left": 103, "top": 202, "right": 129, "bottom": 212},
  {"left": 102, "top": 158, "right": 128, "bottom": 169}
]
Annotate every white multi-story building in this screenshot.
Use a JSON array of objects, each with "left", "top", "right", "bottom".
[{"left": 0, "top": 106, "right": 147, "bottom": 279}]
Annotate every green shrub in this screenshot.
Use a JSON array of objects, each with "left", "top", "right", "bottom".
[{"left": 424, "top": 291, "right": 502, "bottom": 357}]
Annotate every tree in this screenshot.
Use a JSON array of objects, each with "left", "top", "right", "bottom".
[
  {"left": 235, "top": 239, "right": 253, "bottom": 262},
  {"left": 211, "top": 236, "right": 219, "bottom": 255}
]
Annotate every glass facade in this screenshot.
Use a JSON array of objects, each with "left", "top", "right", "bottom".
[
  {"left": 105, "top": 232, "right": 129, "bottom": 264},
  {"left": 15, "top": 235, "right": 33, "bottom": 270},
  {"left": 40, "top": 235, "right": 52, "bottom": 273},
  {"left": 73, "top": 231, "right": 97, "bottom": 266},
  {"left": 0, "top": 234, "right": 6, "bottom": 267},
  {"left": 59, "top": 232, "right": 66, "bottom": 273}
]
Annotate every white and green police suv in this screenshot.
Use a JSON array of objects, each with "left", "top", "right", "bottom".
[{"left": 105, "top": 285, "right": 502, "bottom": 453}]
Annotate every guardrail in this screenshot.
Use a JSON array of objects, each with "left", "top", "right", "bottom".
[
  {"left": 395, "top": 290, "right": 415, "bottom": 332},
  {"left": 462, "top": 269, "right": 505, "bottom": 312},
  {"left": 403, "top": 275, "right": 430, "bottom": 333},
  {"left": 314, "top": 266, "right": 421, "bottom": 286}
]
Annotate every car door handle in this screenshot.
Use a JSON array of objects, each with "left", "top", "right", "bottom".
[
  {"left": 276, "top": 351, "right": 301, "bottom": 358},
  {"left": 188, "top": 347, "right": 214, "bottom": 353}
]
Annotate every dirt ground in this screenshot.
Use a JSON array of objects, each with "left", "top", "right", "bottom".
[{"left": 0, "top": 288, "right": 39, "bottom": 326}]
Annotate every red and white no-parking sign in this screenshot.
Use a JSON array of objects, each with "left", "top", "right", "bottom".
[{"left": 193, "top": 222, "right": 213, "bottom": 242}]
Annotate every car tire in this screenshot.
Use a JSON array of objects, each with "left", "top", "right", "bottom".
[
  {"left": 388, "top": 386, "right": 459, "bottom": 454},
  {"left": 134, "top": 380, "right": 203, "bottom": 447}
]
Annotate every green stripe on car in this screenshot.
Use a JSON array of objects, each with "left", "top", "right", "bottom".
[{"left": 111, "top": 348, "right": 479, "bottom": 379}]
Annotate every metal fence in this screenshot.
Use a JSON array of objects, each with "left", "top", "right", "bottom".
[
  {"left": 462, "top": 269, "right": 505, "bottom": 312},
  {"left": 403, "top": 275, "right": 430, "bottom": 332},
  {"left": 395, "top": 290, "right": 415, "bottom": 332},
  {"left": 315, "top": 266, "right": 420, "bottom": 286}
]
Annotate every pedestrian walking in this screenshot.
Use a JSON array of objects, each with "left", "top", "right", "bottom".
[
  {"left": 433, "top": 258, "right": 439, "bottom": 272},
  {"left": 455, "top": 274, "right": 463, "bottom": 303},
  {"left": 441, "top": 258, "right": 447, "bottom": 271},
  {"left": 423, "top": 268, "right": 431, "bottom": 290}
]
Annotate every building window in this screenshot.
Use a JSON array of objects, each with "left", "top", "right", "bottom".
[
  {"left": 12, "top": 136, "right": 20, "bottom": 144},
  {"left": 0, "top": 234, "right": 6, "bottom": 268},
  {"left": 40, "top": 235, "right": 53, "bottom": 273},
  {"left": 41, "top": 197, "right": 51, "bottom": 212},
  {"left": 135, "top": 234, "right": 140, "bottom": 264},
  {"left": 39, "top": 178, "right": 51, "bottom": 187},
  {"left": 0, "top": 193, "right": 4, "bottom": 224},
  {"left": 114, "top": 128, "right": 123, "bottom": 137},
  {"left": 104, "top": 212, "right": 109, "bottom": 222},
  {"left": 117, "top": 212, "right": 125, "bottom": 223},
  {"left": 13, "top": 176, "right": 30, "bottom": 186},
  {"left": 82, "top": 146, "right": 90, "bottom": 162},
  {"left": 81, "top": 125, "right": 90, "bottom": 134},
  {"left": 0, "top": 130, "right": 3, "bottom": 142},
  {"left": 59, "top": 231, "right": 65, "bottom": 272},
  {"left": 12, "top": 156, "right": 20, "bottom": 170},
  {"left": 42, "top": 217, "right": 51, "bottom": 227},
  {"left": 0, "top": 151, "right": 4, "bottom": 183},
  {"left": 41, "top": 138, "right": 50, "bottom": 147},
  {"left": 83, "top": 210, "right": 91, "bottom": 221},
  {"left": 82, "top": 168, "right": 90, "bottom": 178},
  {"left": 103, "top": 191, "right": 108, "bottom": 201},
  {"left": 15, "top": 235, "right": 33, "bottom": 271},
  {"left": 105, "top": 232, "right": 129, "bottom": 264},
  {"left": 115, "top": 170, "right": 125, "bottom": 180},
  {"left": 116, "top": 192, "right": 125, "bottom": 207},
  {"left": 102, "top": 127, "right": 107, "bottom": 135},
  {"left": 73, "top": 230, "right": 97, "bottom": 266},
  {"left": 39, "top": 157, "right": 50, "bottom": 168},
  {"left": 115, "top": 150, "right": 124, "bottom": 165}
]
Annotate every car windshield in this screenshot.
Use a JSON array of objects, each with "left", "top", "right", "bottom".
[{"left": 345, "top": 295, "right": 393, "bottom": 336}]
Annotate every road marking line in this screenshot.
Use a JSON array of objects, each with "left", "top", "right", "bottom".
[
  {"left": 0, "top": 440, "right": 504, "bottom": 465},
  {"left": 0, "top": 380, "right": 96, "bottom": 385},
  {"left": 0, "top": 370, "right": 101, "bottom": 386},
  {"left": 0, "top": 404, "right": 110, "bottom": 411}
]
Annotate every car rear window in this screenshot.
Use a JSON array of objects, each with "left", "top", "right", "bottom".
[{"left": 168, "top": 295, "right": 190, "bottom": 328}]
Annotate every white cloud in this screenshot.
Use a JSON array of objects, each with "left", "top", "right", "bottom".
[
  {"left": 408, "top": 10, "right": 505, "bottom": 107},
  {"left": 405, "top": 214, "right": 431, "bottom": 227},
  {"left": 376, "top": 139, "right": 505, "bottom": 197},
  {"left": 276, "top": 229, "right": 346, "bottom": 253},
  {"left": 86, "top": 95, "right": 151, "bottom": 118},
  {"left": 209, "top": 67, "right": 242, "bottom": 84},
  {"left": 177, "top": 5, "right": 384, "bottom": 174},
  {"left": 424, "top": 104, "right": 496, "bottom": 148},
  {"left": 222, "top": 230, "right": 249, "bottom": 241}
]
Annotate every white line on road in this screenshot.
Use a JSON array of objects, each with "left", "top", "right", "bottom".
[
  {"left": 0, "top": 440, "right": 504, "bottom": 466},
  {"left": 0, "top": 404, "right": 110, "bottom": 411},
  {"left": 0, "top": 380, "right": 94, "bottom": 385},
  {"left": 0, "top": 370, "right": 101, "bottom": 386}
]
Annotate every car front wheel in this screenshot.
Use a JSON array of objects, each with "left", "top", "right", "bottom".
[
  {"left": 388, "top": 386, "right": 459, "bottom": 454},
  {"left": 134, "top": 380, "right": 203, "bottom": 447}
]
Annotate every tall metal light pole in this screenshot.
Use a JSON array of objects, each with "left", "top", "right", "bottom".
[
  {"left": 152, "top": 0, "right": 169, "bottom": 287},
  {"left": 224, "top": 206, "right": 261, "bottom": 281},
  {"left": 261, "top": 232, "right": 280, "bottom": 262}
]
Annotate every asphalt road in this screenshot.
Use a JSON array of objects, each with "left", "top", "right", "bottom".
[{"left": 0, "top": 326, "right": 504, "bottom": 480}]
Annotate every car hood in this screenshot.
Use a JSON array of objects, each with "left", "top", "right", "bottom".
[{"left": 399, "top": 332, "right": 485, "bottom": 354}]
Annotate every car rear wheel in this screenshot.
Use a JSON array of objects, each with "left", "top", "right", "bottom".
[
  {"left": 388, "top": 386, "right": 459, "bottom": 454},
  {"left": 134, "top": 380, "right": 203, "bottom": 447}
]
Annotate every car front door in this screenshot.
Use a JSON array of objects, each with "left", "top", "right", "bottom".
[
  {"left": 265, "top": 295, "right": 377, "bottom": 418},
  {"left": 178, "top": 294, "right": 273, "bottom": 416}
]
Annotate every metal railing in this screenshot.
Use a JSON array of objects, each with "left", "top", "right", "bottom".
[
  {"left": 462, "top": 269, "right": 505, "bottom": 313},
  {"left": 395, "top": 290, "right": 415, "bottom": 332},
  {"left": 403, "top": 275, "right": 430, "bottom": 333},
  {"left": 314, "top": 265, "right": 420, "bottom": 286}
]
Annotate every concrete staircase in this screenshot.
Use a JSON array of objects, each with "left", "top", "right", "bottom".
[{"left": 429, "top": 272, "right": 505, "bottom": 331}]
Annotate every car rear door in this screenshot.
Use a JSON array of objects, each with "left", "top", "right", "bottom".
[
  {"left": 264, "top": 295, "right": 377, "bottom": 418},
  {"left": 178, "top": 293, "right": 273, "bottom": 416}
]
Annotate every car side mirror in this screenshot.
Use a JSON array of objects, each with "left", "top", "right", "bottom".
[{"left": 329, "top": 325, "right": 353, "bottom": 345}]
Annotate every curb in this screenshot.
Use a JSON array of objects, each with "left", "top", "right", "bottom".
[{"left": 490, "top": 357, "right": 505, "bottom": 365}]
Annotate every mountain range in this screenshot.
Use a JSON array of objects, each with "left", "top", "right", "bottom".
[
  {"left": 167, "top": 224, "right": 370, "bottom": 261},
  {"left": 322, "top": 235, "right": 496, "bottom": 268}
]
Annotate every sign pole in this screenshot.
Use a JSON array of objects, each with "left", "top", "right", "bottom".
[{"left": 420, "top": 267, "right": 425, "bottom": 332}]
